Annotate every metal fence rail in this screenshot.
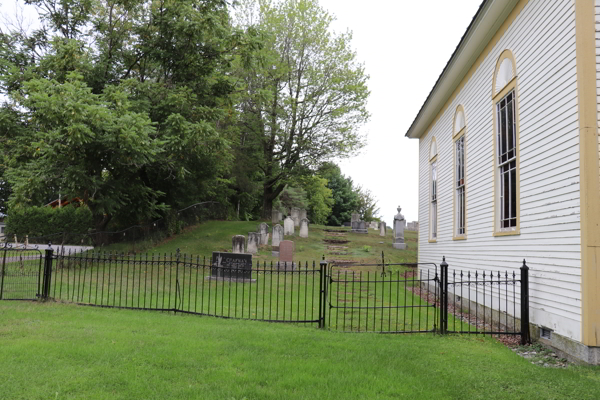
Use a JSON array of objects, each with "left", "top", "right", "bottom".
[{"left": 51, "top": 249, "right": 324, "bottom": 325}]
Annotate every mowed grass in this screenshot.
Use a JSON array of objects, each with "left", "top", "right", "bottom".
[{"left": 1, "top": 302, "right": 600, "bottom": 400}]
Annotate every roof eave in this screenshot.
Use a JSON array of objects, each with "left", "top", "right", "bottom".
[{"left": 405, "top": 0, "right": 520, "bottom": 139}]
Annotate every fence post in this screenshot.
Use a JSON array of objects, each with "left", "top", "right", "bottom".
[
  {"left": 319, "top": 256, "right": 328, "bottom": 329},
  {"left": 175, "top": 248, "right": 181, "bottom": 313},
  {"left": 520, "top": 259, "right": 530, "bottom": 345},
  {"left": 0, "top": 243, "right": 8, "bottom": 300},
  {"left": 440, "top": 256, "right": 448, "bottom": 334},
  {"left": 42, "top": 243, "right": 54, "bottom": 300}
]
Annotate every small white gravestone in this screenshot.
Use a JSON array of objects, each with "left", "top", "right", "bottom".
[
  {"left": 284, "top": 216, "right": 295, "bottom": 236},
  {"left": 299, "top": 218, "right": 309, "bottom": 238},
  {"left": 259, "top": 222, "right": 269, "bottom": 245},
  {"left": 232, "top": 235, "right": 245, "bottom": 253},
  {"left": 272, "top": 224, "right": 283, "bottom": 249},
  {"left": 379, "top": 222, "right": 386, "bottom": 237},
  {"left": 247, "top": 232, "right": 260, "bottom": 254}
]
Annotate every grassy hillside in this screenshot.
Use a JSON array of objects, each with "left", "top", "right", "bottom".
[{"left": 95, "top": 220, "right": 419, "bottom": 267}]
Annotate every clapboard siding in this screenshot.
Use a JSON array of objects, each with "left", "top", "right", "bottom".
[{"left": 418, "top": 0, "right": 581, "bottom": 341}]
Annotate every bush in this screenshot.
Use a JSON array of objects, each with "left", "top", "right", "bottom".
[{"left": 6, "top": 206, "right": 93, "bottom": 238}]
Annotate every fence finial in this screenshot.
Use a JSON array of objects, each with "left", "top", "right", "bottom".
[{"left": 47, "top": 241, "right": 52, "bottom": 249}]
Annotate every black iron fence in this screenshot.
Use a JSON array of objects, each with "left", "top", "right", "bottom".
[{"left": 0, "top": 245, "right": 530, "bottom": 344}]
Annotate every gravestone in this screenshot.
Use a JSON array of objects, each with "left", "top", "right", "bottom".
[
  {"left": 272, "top": 210, "right": 280, "bottom": 224},
  {"left": 291, "top": 207, "right": 301, "bottom": 227},
  {"left": 379, "top": 222, "right": 386, "bottom": 237},
  {"left": 284, "top": 216, "right": 295, "bottom": 236},
  {"left": 210, "top": 252, "right": 253, "bottom": 281},
  {"left": 357, "top": 221, "right": 368, "bottom": 234},
  {"left": 232, "top": 235, "right": 246, "bottom": 253},
  {"left": 279, "top": 240, "right": 295, "bottom": 270},
  {"left": 278, "top": 211, "right": 283, "bottom": 221},
  {"left": 259, "top": 222, "right": 269, "bottom": 245},
  {"left": 392, "top": 206, "right": 407, "bottom": 250},
  {"left": 299, "top": 209, "right": 307, "bottom": 221},
  {"left": 247, "top": 232, "right": 260, "bottom": 254},
  {"left": 351, "top": 213, "right": 360, "bottom": 223},
  {"left": 271, "top": 224, "right": 283, "bottom": 256},
  {"left": 299, "top": 218, "right": 309, "bottom": 238}
]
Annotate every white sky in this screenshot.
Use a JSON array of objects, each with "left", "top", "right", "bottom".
[
  {"left": 0, "top": 0, "right": 483, "bottom": 225},
  {"left": 320, "top": 0, "right": 483, "bottom": 225}
]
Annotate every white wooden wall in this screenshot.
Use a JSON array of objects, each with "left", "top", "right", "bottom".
[
  {"left": 596, "top": 1, "right": 600, "bottom": 185},
  {"left": 418, "top": 0, "right": 581, "bottom": 341}
]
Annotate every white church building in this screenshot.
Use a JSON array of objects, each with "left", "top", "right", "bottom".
[{"left": 406, "top": 0, "right": 600, "bottom": 363}]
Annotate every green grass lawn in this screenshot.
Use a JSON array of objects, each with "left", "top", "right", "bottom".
[{"left": 1, "top": 301, "right": 599, "bottom": 400}]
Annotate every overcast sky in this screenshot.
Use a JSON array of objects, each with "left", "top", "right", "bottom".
[
  {"left": 0, "top": 0, "right": 483, "bottom": 225},
  {"left": 320, "top": 0, "right": 483, "bottom": 225}
]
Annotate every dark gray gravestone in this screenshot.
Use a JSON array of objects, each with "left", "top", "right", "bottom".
[{"left": 211, "top": 252, "right": 253, "bottom": 280}]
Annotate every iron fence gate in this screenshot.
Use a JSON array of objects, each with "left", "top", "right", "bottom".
[
  {"left": 0, "top": 244, "right": 44, "bottom": 300},
  {"left": 326, "top": 263, "right": 439, "bottom": 333}
]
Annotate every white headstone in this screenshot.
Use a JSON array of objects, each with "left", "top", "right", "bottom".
[
  {"left": 247, "top": 232, "right": 260, "bottom": 254},
  {"left": 291, "top": 207, "right": 301, "bottom": 227},
  {"left": 283, "top": 216, "right": 295, "bottom": 236},
  {"left": 272, "top": 210, "right": 280, "bottom": 224},
  {"left": 379, "top": 222, "right": 386, "bottom": 237},
  {"left": 272, "top": 224, "right": 283, "bottom": 248},
  {"left": 232, "top": 235, "right": 246, "bottom": 253},
  {"left": 259, "top": 222, "right": 269, "bottom": 245},
  {"left": 299, "top": 218, "right": 309, "bottom": 238}
]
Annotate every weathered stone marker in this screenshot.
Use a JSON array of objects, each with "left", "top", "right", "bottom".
[
  {"left": 284, "top": 216, "right": 295, "bottom": 236},
  {"left": 357, "top": 221, "right": 367, "bottom": 234},
  {"left": 259, "top": 222, "right": 269, "bottom": 245},
  {"left": 291, "top": 207, "right": 300, "bottom": 227},
  {"left": 299, "top": 209, "right": 307, "bottom": 221},
  {"left": 272, "top": 210, "right": 280, "bottom": 224},
  {"left": 379, "top": 222, "right": 386, "bottom": 237},
  {"left": 272, "top": 224, "right": 283, "bottom": 248},
  {"left": 299, "top": 218, "right": 309, "bottom": 238},
  {"left": 232, "top": 235, "right": 246, "bottom": 253},
  {"left": 392, "top": 206, "right": 407, "bottom": 250},
  {"left": 247, "top": 232, "right": 260, "bottom": 254},
  {"left": 351, "top": 213, "right": 360, "bottom": 223},
  {"left": 279, "top": 240, "right": 295, "bottom": 270},
  {"left": 271, "top": 224, "right": 283, "bottom": 256},
  {"left": 211, "top": 252, "right": 253, "bottom": 281}
]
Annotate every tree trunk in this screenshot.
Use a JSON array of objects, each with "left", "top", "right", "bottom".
[{"left": 262, "top": 183, "right": 274, "bottom": 220}]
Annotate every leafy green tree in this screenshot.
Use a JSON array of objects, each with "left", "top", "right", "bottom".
[
  {"left": 234, "top": 0, "right": 370, "bottom": 218},
  {"left": 319, "top": 163, "right": 359, "bottom": 226},
  {"left": 356, "top": 186, "right": 380, "bottom": 222},
  {"left": 1, "top": 0, "right": 254, "bottom": 229},
  {"left": 295, "top": 175, "right": 333, "bottom": 225}
]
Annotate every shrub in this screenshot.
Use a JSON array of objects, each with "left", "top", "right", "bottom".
[
  {"left": 362, "top": 245, "right": 371, "bottom": 252},
  {"left": 6, "top": 205, "right": 93, "bottom": 238}
]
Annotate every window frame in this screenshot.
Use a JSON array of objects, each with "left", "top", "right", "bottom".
[
  {"left": 453, "top": 105, "right": 467, "bottom": 240},
  {"left": 429, "top": 137, "right": 438, "bottom": 243},
  {"left": 492, "top": 50, "right": 520, "bottom": 236}
]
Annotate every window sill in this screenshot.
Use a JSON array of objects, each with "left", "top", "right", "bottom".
[
  {"left": 493, "top": 229, "right": 520, "bottom": 237},
  {"left": 428, "top": 239, "right": 437, "bottom": 243},
  {"left": 452, "top": 236, "right": 467, "bottom": 241}
]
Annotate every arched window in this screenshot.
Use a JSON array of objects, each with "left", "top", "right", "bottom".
[
  {"left": 453, "top": 105, "right": 467, "bottom": 239},
  {"left": 492, "top": 50, "right": 520, "bottom": 235},
  {"left": 429, "top": 137, "right": 438, "bottom": 242}
]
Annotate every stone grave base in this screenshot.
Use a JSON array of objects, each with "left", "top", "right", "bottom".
[
  {"left": 271, "top": 251, "right": 280, "bottom": 257},
  {"left": 393, "top": 243, "right": 407, "bottom": 250},
  {"left": 205, "top": 276, "right": 257, "bottom": 283}
]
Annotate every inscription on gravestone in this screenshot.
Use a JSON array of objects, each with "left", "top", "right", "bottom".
[{"left": 211, "top": 252, "right": 253, "bottom": 280}]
